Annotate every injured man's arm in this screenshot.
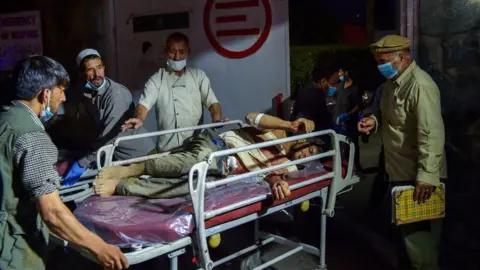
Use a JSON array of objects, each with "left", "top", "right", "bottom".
[{"left": 245, "top": 112, "right": 315, "bottom": 133}]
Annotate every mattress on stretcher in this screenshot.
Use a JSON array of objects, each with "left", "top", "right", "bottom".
[{"left": 73, "top": 160, "right": 349, "bottom": 246}]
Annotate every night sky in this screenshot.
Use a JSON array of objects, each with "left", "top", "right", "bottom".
[
  {"left": 289, "top": 0, "right": 396, "bottom": 45},
  {"left": 326, "top": 0, "right": 396, "bottom": 28}
]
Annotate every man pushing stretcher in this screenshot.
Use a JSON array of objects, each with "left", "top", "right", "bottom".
[{"left": 93, "top": 113, "right": 321, "bottom": 201}]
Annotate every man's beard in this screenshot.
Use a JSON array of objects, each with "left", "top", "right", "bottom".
[{"left": 90, "top": 76, "right": 104, "bottom": 87}]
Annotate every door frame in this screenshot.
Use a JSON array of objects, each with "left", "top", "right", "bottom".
[{"left": 398, "top": 0, "right": 420, "bottom": 59}]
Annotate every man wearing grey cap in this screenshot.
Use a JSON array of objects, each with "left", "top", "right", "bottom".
[
  {"left": 0, "top": 56, "right": 128, "bottom": 270},
  {"left": 49, "top": 49, "right": 154, "bottom": 185},
  {"left": 358, "top": 35, "right": 446, "bottom": 270}
]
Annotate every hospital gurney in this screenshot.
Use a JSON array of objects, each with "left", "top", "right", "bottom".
[
  {"left": 51, "top": 120, "right": 360, "bottom": 270},
  {"left": 189, "top": 127, "right": 358, "bottom": 270},
  {"left": 50, "top": 120, "right": 245, "bottom": 269}
]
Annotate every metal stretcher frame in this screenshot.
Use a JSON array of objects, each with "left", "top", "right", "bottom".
[
  {"left": 50, "top": 234, "right": 192, "bottom": 270},
  {"left": 54, "top": 120, "right": 359, "bottom": 270},
  {"left": 58, "top": 169, "right": 98, "bottom": 203},
  {"left": 96, "top": 120, "right": 245, "bottom": 170},
  {"left": 52, "top": 121, "right": 245, "bottom": 269},
  {"left": 56, "top": 150, "right": 101, "bottom": 204},
  {"left": 188, "top": 128, "right": 359, "bottom": 270}
]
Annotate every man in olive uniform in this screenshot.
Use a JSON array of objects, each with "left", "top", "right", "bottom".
[
  {"left": 358, "top": 35, "right": 446, "bottom": 270},
  {"left": 0, "top": 56, "right": 128, "bottom": 270}
]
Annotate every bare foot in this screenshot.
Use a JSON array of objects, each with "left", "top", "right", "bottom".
[
  {"left": 96, "top": 163, "right": 145, "bottom": 181},
  {"left": 93, "top": 179, "right": 122, "bottom": 197}
]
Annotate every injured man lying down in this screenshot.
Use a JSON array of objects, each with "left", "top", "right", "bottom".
[{"left": 93, "top": 112, "right": 322, "bottom": 201}]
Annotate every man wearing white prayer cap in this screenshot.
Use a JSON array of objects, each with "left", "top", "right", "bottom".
[{"left": 48, "top": 48, "right": 155, "bottom": 185}]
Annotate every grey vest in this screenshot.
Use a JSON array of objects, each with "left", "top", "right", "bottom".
[{"left": 0, "top": 103, "right": 49, "bottom": 269}]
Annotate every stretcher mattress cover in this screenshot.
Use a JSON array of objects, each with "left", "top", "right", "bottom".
[{"left": 73, "top": 161, "right": 347, "bottom": 246}]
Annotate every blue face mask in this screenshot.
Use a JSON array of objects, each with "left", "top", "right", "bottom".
[
  {"left": 40, "top": 91, "right": 54, "bottom": 123},
  {"left": 327, "top": 86, "right": 337, "bottom": 97},
  {"left": 339, "top": 76, "right": 345, "bottom": 82},
  {"left": 85, "top": 78, "right": 107, "bottom": 91},
  {"left": 377, "top": 58, "right": 399, "bottom": 79}
]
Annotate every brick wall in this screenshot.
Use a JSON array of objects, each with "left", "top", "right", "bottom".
[{"left": 419, "top": 0, "right": 480, "bottom": 267}]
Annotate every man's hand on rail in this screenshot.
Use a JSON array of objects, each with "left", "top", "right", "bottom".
[
  {"left": 358, "top": 117, "right": 376, "bottom": 134},
  {"left": 93, "top": 242, "right": 129, "bottom": 270},
  {"left": 121, "top": 118, "right": 144, "bottom": 131},
  {"left": 267, "top": 175, "right": 291, "bottom": 200},
  {"left": 36, "top": 191, "right": 129, "bottom": 270},
  {"left": 291, "top": 118, "right": 315, "bottom": 133},
  {"left": 214, "top": 118, "right": 230, "bottom": 123},
  {"left": 212, "top": 118, "right": 230, "bottom": 130}
]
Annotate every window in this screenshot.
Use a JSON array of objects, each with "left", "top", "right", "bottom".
[{"left": 132, "top": 12, "right": 189, "bottom": 33}]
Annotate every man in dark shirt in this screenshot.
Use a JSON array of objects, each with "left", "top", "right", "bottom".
[
  {"left": 292, "top": 68, "right": 334, "bottom": 139},
  {"left": 334, "top": 67, "right": 364, "bottom": 171}
]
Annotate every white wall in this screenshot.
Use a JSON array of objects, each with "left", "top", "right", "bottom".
[{"left": 112, "top": 0, "right": 290, "bottom": 126}]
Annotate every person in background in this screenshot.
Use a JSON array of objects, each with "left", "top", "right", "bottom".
[
  {"left": 0, "top": 56, "right": 127, "bottom": 270},
  {"left": 334, "top": 67, "right": 364, "bottom": 172},
  {"left": 365, "top": 83, "right": 389, "bottom": 213},
  {"left": 358, "top": 35, "right": 446, "bottom": 270},
  {"left": 122, "top": 32, "right": 224, "bottom": 152},
  {"left": 291, "top": 67, "right": 334, "bottom": 146},
  {"left": 47, "top": 49, "right": 154, "bottom": 186}
]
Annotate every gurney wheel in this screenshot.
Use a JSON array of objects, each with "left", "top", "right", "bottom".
[{"left": 239, "top": 251, "right": 277, "bottom": 270}]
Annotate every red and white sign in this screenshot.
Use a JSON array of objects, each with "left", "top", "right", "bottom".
[
  {"left": 113, "top": 0, "right": 290, "bottom": 122},
  {"left": 203, "top": 0, "right": 272, "bottom": 59}
]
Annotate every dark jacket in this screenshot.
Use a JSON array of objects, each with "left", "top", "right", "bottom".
[{"left": 292, "top": 82, "right": 332, "bottom": 132}]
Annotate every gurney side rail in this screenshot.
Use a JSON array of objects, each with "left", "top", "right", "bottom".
[
  {"left": 203, "top": 169, "right": 334, "bottom": 220},
  {"left": 197, "top": 129, "right": 353, "bottom": 218},
  {"left": 97, "top": 120, "right": 244, "bottom": 169},
  {"left": 189, "top": 129, "right": 351, "bottom": 269},
  {"left": 50, "top": 233, "right": 192, "bottom": 266}
]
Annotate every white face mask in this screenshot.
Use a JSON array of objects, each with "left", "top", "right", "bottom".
[{"left": 166, "top": 58, "right": 187, "bottom": 71}]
